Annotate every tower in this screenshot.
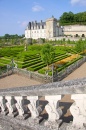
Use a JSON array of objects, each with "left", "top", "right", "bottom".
[{"left": 46, "top": 16, "right": 57, "bottom": 39}]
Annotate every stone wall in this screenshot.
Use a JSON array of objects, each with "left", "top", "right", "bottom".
[
  {"left": 49, "top": 36, "right": 86, "bottom": 41},
  {"left": 63, "top": 25, "right": 86, "bottom": 37},
  {"left": 57, "top": 56, "right": 86, "bottom": 81},
  {"left": 0, "top": 69, "right": 13, "bottom": 79},
  {"left": 14, "top": 57, "right": 86, "bottom": 83}
]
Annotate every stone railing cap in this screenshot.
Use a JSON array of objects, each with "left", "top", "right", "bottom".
[{"left": 0, "top": 77, "right": 86, "bottom": 96}]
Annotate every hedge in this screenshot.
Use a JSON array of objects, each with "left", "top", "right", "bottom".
[
  {"left": 27, "top": 64, "right": 46, "bottom": 71},
  {"left": 38, "top": 56, "right": 82, "bottom": 75},
  {"left": 57, "top": 56, "right": 82, "bottom": 72},
  {"left": 23, "top": 57, "right": 41, "bottom": 64},
  {"left": 22, "top": 59, "right": 43, "bottom": 68}
]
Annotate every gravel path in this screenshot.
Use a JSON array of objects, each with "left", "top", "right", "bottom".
[
  {"left": 63, "top": 62, "right": 86, "bottom": 81},
  {"left": 0, "top": 74, "right": 42, "bottom": 89}
]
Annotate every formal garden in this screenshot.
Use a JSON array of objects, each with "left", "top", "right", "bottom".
[{"left": 0, "top": 38, "right": 86, "bottom": 76}]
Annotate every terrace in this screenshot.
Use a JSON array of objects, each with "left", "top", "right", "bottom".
[{"left": 0, "top": 77, "right": 86, "bottom": 130}]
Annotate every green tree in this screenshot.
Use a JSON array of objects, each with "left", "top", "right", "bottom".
[
  {"left": 41, "top": 44, "right": 55, "bottom": 69},
  {"left": 59, "top": 11, "right": 86, "bottom": 25},
  {"left": 75, "top": 39, "right": 86, "bottom": 53}
]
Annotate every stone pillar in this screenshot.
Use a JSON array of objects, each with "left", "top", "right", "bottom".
[
  {"left": 27, "top": 96, "right": 42, "bottom": 124},
  {"left": 15, "top": 96, "right": 25, "bottom": 117},
  {"left": 27, "top": 96, "right": 39, "bottom": 118},
  {"left": 67, "top": 94, "right": 86, "bottom": 130},
  {"left": 0, "top": 96, "right": 7, "bottom": 115},
  {"left": 5, "top": 96, "right": 14, "bottom": 116},
  {"left": 44, "top": 95, "right": 62, "bottom": 129}
]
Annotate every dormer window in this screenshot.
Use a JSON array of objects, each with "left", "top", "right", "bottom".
[{"left": 42, "top": 25, "right": 44, "bottom": 29}]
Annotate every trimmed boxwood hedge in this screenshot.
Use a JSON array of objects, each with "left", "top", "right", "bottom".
[
  {"left": 38, "top": 56, "right": 83, "bottom": 75},
  {"left": 57, "top": 56, "right": 82, "bottom": 72},
  {"left": 26, "top": 54, "right": 70, "bottom": 71},
  {"left": 22, "top": 59, "right": 43, "bottom": 68},
  {"left": 27, "top": 64, "right": 46, "bottom": 71}
]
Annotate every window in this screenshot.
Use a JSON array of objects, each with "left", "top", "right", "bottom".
[
  {"left": 42, "top": 25, "right": 44, "bottom": 29},
  {"left": 82, "top": 34, "right": 85, "bottom": 37}
]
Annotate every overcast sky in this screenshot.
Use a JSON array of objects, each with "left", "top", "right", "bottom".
[{"left": 0, "top": 0, "right": 86, "bottom": 36}]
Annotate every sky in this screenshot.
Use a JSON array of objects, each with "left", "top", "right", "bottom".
[{"left": 0, "top": 0, "right": 86, "bottom": 36}]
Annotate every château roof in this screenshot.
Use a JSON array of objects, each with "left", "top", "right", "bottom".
[{"left": 27, "top": 20, "right": 46, "bottom": 29}]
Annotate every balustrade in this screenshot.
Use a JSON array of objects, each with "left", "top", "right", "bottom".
[
  {"left": 5, "top": 96, "right": 14, "bottom": 116},
  {"left": 67, "top": 94, "right": 86, "bottom": 130},
  {"left": 27, "top": 96, "right": 39, "bottom": 118},
  {"left": 44, "top": 95, "right": 62, "bottom": 129},
  {"left": 0, "top": 78, "right": 86, "bottom": 130},
  {"left": 0, "top": 96, "right": 7, "bottom": 115}
]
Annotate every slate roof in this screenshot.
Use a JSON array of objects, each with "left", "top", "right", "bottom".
[{"left": 27, "top": 21, "right": 46, "bottom": 30}]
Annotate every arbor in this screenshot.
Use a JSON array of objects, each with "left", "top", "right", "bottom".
[{"left": 41, "top": 44, "right": 55, "bottom": 69}]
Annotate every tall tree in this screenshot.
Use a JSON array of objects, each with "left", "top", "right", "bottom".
[
  {"left": 59, "top": 11, "right": 86, "bottom": 25},
  {"left": 41, "top": 44, "right": 55, "bottom": 69}
]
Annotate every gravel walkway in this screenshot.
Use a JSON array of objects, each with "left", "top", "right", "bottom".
[
  {"left": 0, "top": 74, "right": 42, "bottom": 89},
  {"left": 63, "top": 62, "right": 86, "bottom": 81}
]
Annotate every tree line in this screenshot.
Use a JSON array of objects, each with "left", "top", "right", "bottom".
[
  {"left": 0, "top": 34, "right": 24, "bottom": 39},
  {"left": 59, "top": 11, "right": 86, "bottom": 26},
  {"left": 0, "top": 34, "right": 25, "bottom": 46}
]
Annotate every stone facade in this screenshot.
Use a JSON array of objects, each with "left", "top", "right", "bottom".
[
  {"left": 25, "top": 17, "right": 86, "bottom": 39},
  {"left": 25, "top": 16, "right": 63, "bottom": 39},
  {"left": 63, "top": 25, "right": 86, "bottom": 37}
]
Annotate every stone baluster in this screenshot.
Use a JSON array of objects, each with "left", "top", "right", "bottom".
[
  {"left": 27, "top": 96, "right": 39, "bottom": 118},
  {"left": 67, "top": 94, "right": 86, "bottom": 130},
  {"left": 44, "top": 95, "right": 62, "bottom": 129},
  {"left": 0, "top": 96, "right": 7, "bottom": 115},
  {"left": 15, "top": 96, "right": 25, "bottom": 118},
  {"left": 27, "top": 96, "right": 42, "bottom": 124},
  {"left": 5, "top": 96, "right": 15, "bottom": 116}
]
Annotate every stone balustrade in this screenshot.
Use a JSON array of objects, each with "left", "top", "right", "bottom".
[{"left": 0, "top": 78, "right": 86, "bottom": 130}]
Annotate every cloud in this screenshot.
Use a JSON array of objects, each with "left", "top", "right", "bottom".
[
  {"left": 32, "top": 5, "right": 44, "bottom": 12},
  {"left": 17, "top": 21, "right": 28, "bottom": 27},
  {"left": 71, "top": 0, "right": 86, "bottom": 5},
  {"left": 21, "top": 21, "right": 28, "bottom": 27}
]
